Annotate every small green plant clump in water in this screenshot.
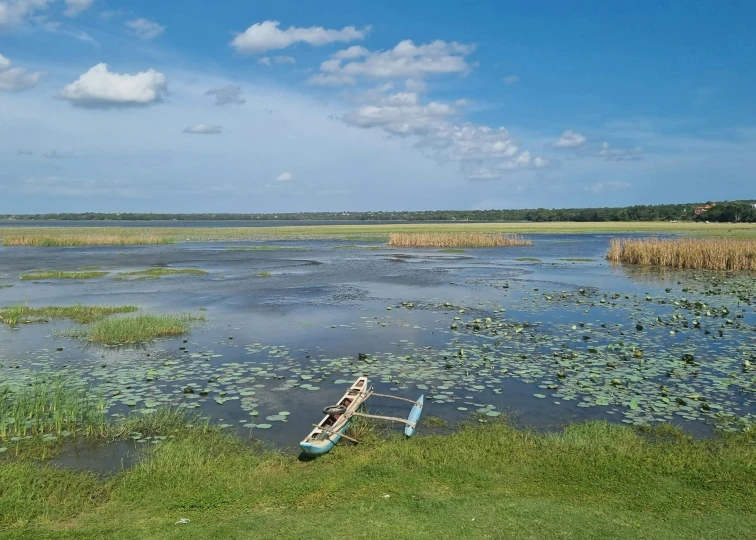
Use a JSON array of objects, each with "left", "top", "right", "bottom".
[
  {"left": 438, "top": 248, "right": 467, "bottom": 253},
  {"left": 19, "top": 271, "right": 108, "bottom": 281},
  {"left": 116, "top": 268, "right": 207, "bottom": 280},
  {"left": 64, "top": 313, "right": 206, "bottom": 344},
  {"left": 256, "top": 272, "right": 272, "bottom": 278},
  {"left": 515, "top": 257, "right": 541, "bottom": 262},
  {"left": 0, "top": 304, "right": 138, "bottom": 326}
]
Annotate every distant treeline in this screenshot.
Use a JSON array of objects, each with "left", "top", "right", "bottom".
[{"left": 2, "top": 201, "right": 755, "bottom": 223}]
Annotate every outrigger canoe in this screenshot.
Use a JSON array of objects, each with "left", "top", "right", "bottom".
[
  {"left": 300, "top": 376, "right": 370, "bottom": 456},
  {"left": 300, "top": 376, "right": 424, "bottom": 456}
]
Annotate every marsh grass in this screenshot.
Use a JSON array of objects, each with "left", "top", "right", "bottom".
[
  {"left": 2, "top": 420, "right": 756, "bottom": 537},
  {"left": 2, "top": 235, "right": 176, "bottom": 247},
  {"left": 607, "top": 237, "right": 756, "bottom": 270},
  {"left": 116, "top": 268, "right": 206, "bottom": 280},
  {"left": 0, "top": 377, "right": 106, "bottom": 440},
  {"left": 0, "top": 304, "right": 138, "bottom": 326},
  {"left": 515, "top": 257, "right": 541, "bottom": 262},
  {"left": 64, "top": 313, "right": 206, "bottom": 344},
  {"left": 388, "top": 232, "right": 533, "bottom": 248},
  {"left": 19, "top": 270, "right": 108, "bottom": 280},
  {"left": 256, "top": 272, "right": 272, "bottom": 277},
  {"left": 1, "top": 223, "right": 755, "bottom": 248}
]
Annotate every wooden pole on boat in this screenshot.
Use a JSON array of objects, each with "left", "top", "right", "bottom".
[
  {"left": 351, "top": 412, "right": 416, "bottom": 427},
  {"left": 368, "top": 392, "right": 422, "bottom": 406},
  {"left": 313, "top": 424, "right": 360, "bottom": 444}
]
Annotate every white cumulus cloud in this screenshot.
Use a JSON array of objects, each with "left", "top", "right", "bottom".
[
  {"left": 60, "top": 63, "right": 168, "bottom": 108},
  {"left": 63, "top": 0, "right": 93, "bottom": 17},
  {"left": 126, "top": 18, "right": 164, "bottom": 40},
  {"left": 276, "top": 171, "right": 293, "bottom": 182},
  {"left": 308, "top": 40, "right": 475, "bottom": 86},
  {"left": 0, "top": 53, "right": 41, "bottom": 91},
  {"left": 231, "top": 20, "right": 368, "bottom": 54},
  {"left": 0, "top": 0, "right": 53, "bottom": 27},
  {"left": 343, "top": 90, "right": 542, "bottom": 179},
  {"left": 183, "top": 123, "right": 223, "bottom": 135},
  {"left": 344, "top": 91, "right": 455, "bottom": 135},
  {"left": 554, "top": 130, "right": 586, "bottom": 148}
]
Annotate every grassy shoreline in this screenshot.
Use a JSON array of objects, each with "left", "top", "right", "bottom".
[
  {"left": 1, "top": 222, "right": 755, "bottom": 246},
  {"left": 0, "top": 416, "right": 754, "bottom": 538}
]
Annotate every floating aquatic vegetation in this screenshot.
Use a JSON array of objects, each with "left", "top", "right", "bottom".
[{"left": 1, "top": 238, "right": 755, "bottom": 439}]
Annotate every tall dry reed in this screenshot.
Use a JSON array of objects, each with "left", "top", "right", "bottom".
[
  {"left": 388, "top": 232, "right": 533, "bottom": 248},
  {"left": 606, "top": 237, "right": 756, "bottom": 271},
  {"left": 2, "top": 235, "right": 176, "bottom": 247}
]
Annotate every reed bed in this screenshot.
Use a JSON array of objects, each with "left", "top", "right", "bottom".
[
  {"left": 606, "top": 237, "right": 756, "bottom": 271},
  {"left": 0, "top": 378, "right": 106, "bottom": 439},
  {"left": 388, "top": 232, "right": 533, "bottom": 248},
  {"left": 2, "top": 235, "right": 176, "bottom": 247},
  {"left": 1, "top": 223, "right": 755, "bottom": 247}
]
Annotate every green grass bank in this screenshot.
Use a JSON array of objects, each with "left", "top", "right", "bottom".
[{"left": 1, "top": 418, "right": 754, "bottom": 539}]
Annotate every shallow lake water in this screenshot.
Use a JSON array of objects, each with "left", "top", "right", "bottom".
[{"left": 2, "top": 234, "right": 755, "bottom": 464}]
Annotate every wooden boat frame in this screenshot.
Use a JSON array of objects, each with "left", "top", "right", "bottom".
[{"left": 300, "top": 377, "right": 424, "bottom": 456}]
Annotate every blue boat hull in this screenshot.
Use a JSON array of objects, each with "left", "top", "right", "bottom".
[{"left": 300, "top": 418, "right": 350, "bottom": 455}]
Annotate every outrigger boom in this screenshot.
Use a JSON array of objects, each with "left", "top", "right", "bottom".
[{"left": 300, "top": 377, "right": 424, "bottom": 456}]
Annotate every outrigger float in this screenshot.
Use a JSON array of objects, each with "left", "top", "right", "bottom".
[{"left": 300, "top": 376, "right": 424, "bottom": 456}]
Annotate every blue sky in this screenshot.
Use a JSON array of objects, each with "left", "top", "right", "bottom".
[{"left": 1, "top": 0, "right": 754, "bottom": 213}]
